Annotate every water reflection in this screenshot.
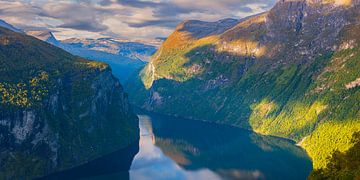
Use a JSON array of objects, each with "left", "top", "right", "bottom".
[
  {"left": 39, "top": 112, "right": 312, "bottom": 180},
  {"left": 130, "top": 115, "right": 222, "bottom": 180},
  {"left": 39, "top": 140, "right": 139, "bottom": 180},
  {"left": 130, "top": 113, "right": 312, "bottom": 180}
]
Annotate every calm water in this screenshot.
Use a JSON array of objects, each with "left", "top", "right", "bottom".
[{"left": 43, "top": 112, "right": 312, "bottom": 180}]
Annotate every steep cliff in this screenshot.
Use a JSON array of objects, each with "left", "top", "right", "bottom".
[
  {"left": 126, "top": 0, "right": 360, "bottom": 170},
  {"left": 0, "top": 27, "right": 139, "bottom": 179}
]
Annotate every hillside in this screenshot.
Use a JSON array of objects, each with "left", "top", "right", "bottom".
[
  {"left": 0, "top": 27, "right": 139, "bottom": 179},
  {"left": 26, "top": 30, "right": 157, "bottom": 82},
  {"left": 309, "top": 132, "right": 360, "bottom": 179},
  {"left": 126, "top": 0, "right": 360, "bottom": 171}
]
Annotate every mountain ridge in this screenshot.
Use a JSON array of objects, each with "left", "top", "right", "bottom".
[
  {"left": 176, "top": 18, "right": 239, "bottom": 39},
  {"left": 0, "top": 19, "right": 22, "bottom": 33}
]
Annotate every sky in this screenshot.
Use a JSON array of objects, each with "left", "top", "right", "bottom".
[{"left": 0, "top": 0, "right": 277, "bottom": 40}]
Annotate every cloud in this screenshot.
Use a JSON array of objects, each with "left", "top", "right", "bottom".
[
  {"left": 40, "top": 2, "right": 110, "bottom": 32},
  {"left": 116, "top": 0, "right": 158, "bottom": 8},
  {"left": 58, "top": 21, "right": 108, "bottom": 32},
  {"left": 127, "top": 19, "right": 180, "bottom": 28},
  {"left": 0, "top": 0, "right": 277, "bottom": 40}
]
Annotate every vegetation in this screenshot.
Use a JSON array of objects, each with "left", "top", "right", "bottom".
[
  {"left": 309, "top": 132, "right": 360, "bottom": 179},
  {"left": 0, "top": 71, "right": 49, "bottom": 107},
  {"left": 125, "top": 11, "right": 360, "bottom": 173},
  {"left": 0, "top": 27, "right": 139, "bottom": 179}
]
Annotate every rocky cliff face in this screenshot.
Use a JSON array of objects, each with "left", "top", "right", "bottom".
[
  {"left": 126, "top": 0, "right": 360, "bottom": 170},
  {"left": 0, "top": 27, "right": 139, "bottom": 179}
]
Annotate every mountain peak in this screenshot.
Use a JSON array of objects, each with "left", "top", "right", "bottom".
[
  {"left": 279, "top": 0, "right": 358, "bottom": 6},
  {"left": 309, "top": 0, "right": 356, "bottom": 6},
  {"left": 26, "top": 30, "right": 56, "bottom": 41},
  {"left": 26, "top": 30, "right": 59, "bottom": 45},
  {"left": 176, "top": 18, "right": 239, "bottom": 38}
]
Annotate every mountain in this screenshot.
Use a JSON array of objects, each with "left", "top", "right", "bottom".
[
  {"left": 0, "top": 27, "right": 139, "bottom": 179},
  {"left": 27, "top": 31, "right": 158, "bottom": 82},
  {"left": 176, "top": 18, "right": 239, "bottom": 38},
  {"left": 26, "top": 30, "right": 60, "bottom": 45},
  {"left": 0, "top": 19, "right": 22, "bottom": 33},
  {"left": 60, "top": 37, "right": 158, "bottom": 62},
  {"left": 126, "top": 0, "right": 360, "bottom": 172}
]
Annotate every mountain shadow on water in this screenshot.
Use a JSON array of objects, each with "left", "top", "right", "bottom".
[{"left": 38, "top": 140, "right": 139, "bottom": 180}]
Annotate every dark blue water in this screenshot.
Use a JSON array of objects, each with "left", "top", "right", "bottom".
[{"left": 42, "top": 112, "right": 312, "bottom": 180}]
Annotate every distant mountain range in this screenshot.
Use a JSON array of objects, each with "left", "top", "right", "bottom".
[
  {"left": 24, "top": 30, "right": 159, "bottom": 82},
  {"left": 0, "top": 19, "right": 159, "bottom": 82},
  {"left": 126, "top": 0, "right": 360, "bottom": 177}
]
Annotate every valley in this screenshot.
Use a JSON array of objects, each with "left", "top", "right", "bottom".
[{"left": 0, "top": 0, "right": 359, "bottom": 179}]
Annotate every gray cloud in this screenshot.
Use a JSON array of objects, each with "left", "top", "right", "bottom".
[
  {"left": 40, "top": 2, "right": 110, "bottom": 32},
  {"left": 115, "top": 0, "right": 276, "bottom": 29},
  {"left": 116, "top": 0, "right": 195, "bottom": 17},
  {"left": 237, "top": 6, "right": 254, "bottom": 13},
  {"left": 99, "top": 0, "right": 112, "bottom": 6},
  {"left": 0, "top": 0, "right": 277, "bottom": 40},
  {"left": 127, "top": 19, "right": 180, "bottom": 28},
  {"left": 58, "top": 21, "right": 108, "bottom": 32},
  {"left": 116, "top": 0, "right": 157, "bottom": 8}
]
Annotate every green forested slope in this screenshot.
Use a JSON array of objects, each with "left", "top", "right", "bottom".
[
  {"left": 126, "top": 0, "right": 360, "bottom": 171},
  {"left": 309, "top": 132, "right": 360, "bottom": 179},
  {"left": 0, "top": 27, "right": 139, "bottom": 179}
]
